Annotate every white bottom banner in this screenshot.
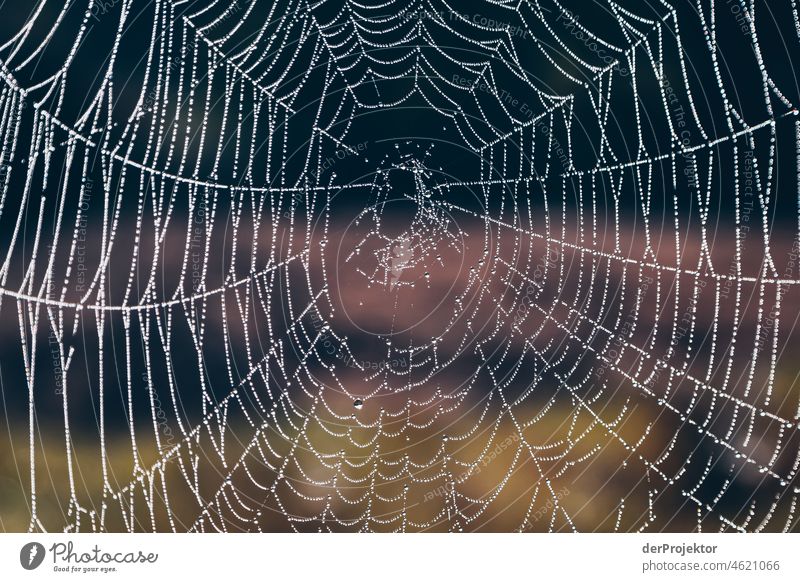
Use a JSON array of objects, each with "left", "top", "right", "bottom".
[{"left": 0, "top": 533, "right": 797, "bottom": 581}]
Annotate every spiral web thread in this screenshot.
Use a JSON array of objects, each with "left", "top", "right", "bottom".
[{"left": 0, "top": 0, "right": 799, "bottom": 532}]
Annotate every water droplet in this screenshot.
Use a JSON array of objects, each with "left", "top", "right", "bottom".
[{"left": 353, "top": 399, "right": 364, "bottom": 410}]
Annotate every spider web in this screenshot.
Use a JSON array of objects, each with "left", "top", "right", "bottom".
[{"left": 0, "top": 0, "right": 799, "bottom": 532}]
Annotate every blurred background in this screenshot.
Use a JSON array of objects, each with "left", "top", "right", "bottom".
[{"left": 0, "top": 0, "right": 798, "bottom": 532}]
